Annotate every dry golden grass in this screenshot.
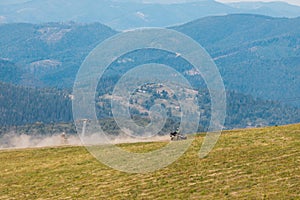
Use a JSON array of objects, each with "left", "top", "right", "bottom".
[{"left": 0, "top": 124, "right": 299, "bottom": 199}]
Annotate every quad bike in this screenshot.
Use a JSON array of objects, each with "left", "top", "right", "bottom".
[{"left": 170, "top": 131, "right": 187, "bottom": 141}]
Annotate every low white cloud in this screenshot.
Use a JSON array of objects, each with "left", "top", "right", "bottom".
[{"left": 0, "top": 16, "right": 6, "bottom": 23}]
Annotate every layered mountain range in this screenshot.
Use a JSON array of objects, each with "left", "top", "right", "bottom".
[
  {"left": 1, "top": 14, "right": 299, "bottom": 106},
  {"left": 1, "top": 1, "right": 300, "bottom": 131},
  {"left": 0, "top": 0, "right": 300, "bottom": 30}
]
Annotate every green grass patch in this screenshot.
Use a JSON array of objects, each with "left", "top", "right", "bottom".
[{"left": 0, "top": 124, "right": 299, "bottom": 199}]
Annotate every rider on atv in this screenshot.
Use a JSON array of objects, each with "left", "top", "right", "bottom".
[{"left": 170, "top": 128, "right": 180, "bottom": 140}]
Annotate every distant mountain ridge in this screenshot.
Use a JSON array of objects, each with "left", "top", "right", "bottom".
[
  {"left": 173, "top": 14, "right": 300, "bottom": 106},
  {"left": 0, "top": 14, "right": 299, "bottom": 107},
  {"left": 1, "top": 13, "right": 300, "bottom": 131},
  {"left": 0, "top": 0, "right": 300, "bottom": 30},
  {"left": 0, "top": 22, "right": 117, "bottom": 87}
]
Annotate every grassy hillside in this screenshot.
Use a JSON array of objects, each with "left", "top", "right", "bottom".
[{"left": 0, "top": 124, "right": 299, "bottom": 199}]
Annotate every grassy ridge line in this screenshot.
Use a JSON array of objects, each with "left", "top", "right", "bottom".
[{"left": 0, "top": 124, "right": 299, "bottom": 199}]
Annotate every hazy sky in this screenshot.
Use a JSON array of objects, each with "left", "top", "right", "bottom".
[
  {"left": 0, "top": 0, "right": 29, "bottom": 5},
  {"left": 216, "top": 0, "right": 300, "bottom": 6},
  {"left": 0, "top": 0, "right": 300, "bottom": 6}
]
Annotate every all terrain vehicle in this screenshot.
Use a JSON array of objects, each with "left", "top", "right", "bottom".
[{"left": 170, "top": 129, "right": 187, "bottom": 141}]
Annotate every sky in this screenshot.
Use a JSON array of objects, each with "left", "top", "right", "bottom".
[
  {"left": 216, "top": 0, "right": 300, "bottom": 6},
  {"left": 0, "top": 0, "right": 29, "bottom": 5},
  {"left": 0, "top": 0, "right": 300, "bottom": 6}
]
